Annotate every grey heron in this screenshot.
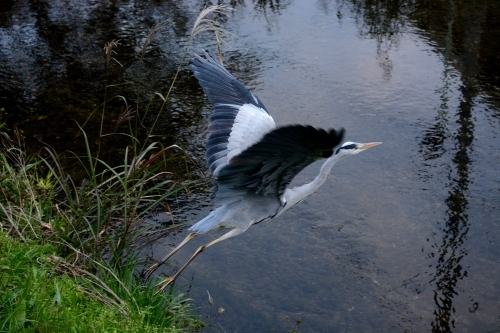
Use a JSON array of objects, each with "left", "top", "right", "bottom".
[{"left": 145, "top": 51, "right": 381, "bottom": 291}]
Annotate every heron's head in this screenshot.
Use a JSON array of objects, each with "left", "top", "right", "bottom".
[{"left": 335, "top": 141, "right": 382, "bottom": 156}]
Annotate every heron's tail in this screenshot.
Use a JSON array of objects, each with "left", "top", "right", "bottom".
[{"left": 188, "top": 208, "right": 223, "bottom": 234}]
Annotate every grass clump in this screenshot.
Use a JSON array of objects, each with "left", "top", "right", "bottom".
[
  {"left": 0, "top": 133, "right": 204, "bottom": 332},
  {"left": 0, "top": 233, "right": 200, "bottom": 332}
]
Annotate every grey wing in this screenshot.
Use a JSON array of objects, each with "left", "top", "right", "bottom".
[
  {"left": 214, "top": 125, "right": 345, "bottom": 199},
  {"left": 190, "top": 51, "right": 276, "bottom": 177}
]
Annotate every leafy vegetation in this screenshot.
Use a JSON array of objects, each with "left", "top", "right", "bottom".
[
  {"left": 0, "top": 131, "right": 204, "bottom": 332},
  {"left": 0, "top": 233, "right": 203, "bottom": 333}
]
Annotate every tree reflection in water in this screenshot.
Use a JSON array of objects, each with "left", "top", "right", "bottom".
[{"left": 337, "top": 0, "right": 498, "bottom": 331}]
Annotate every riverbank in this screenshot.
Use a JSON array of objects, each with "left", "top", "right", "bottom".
[{"left": 0, "top": 131, "right": 204, "bottom": 332}]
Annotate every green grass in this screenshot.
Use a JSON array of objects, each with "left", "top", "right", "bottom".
[
  {"left": 0, "top": 233, "right": 203, "bottom": 333},
  {"left": 0, "top": 134, "right": 204, "bottom": 333}
]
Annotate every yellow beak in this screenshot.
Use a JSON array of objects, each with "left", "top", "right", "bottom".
[{"left": 357, "top": 142, "right": 382, "bottom": 151}]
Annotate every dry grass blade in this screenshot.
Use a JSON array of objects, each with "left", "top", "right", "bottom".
[
  {"left": 47, "top": 255, "right": 127, "bottom": 312},
  {"left": 128, "top": 143, "right": 187, "bottom": 176},
  {"left": 141, "top": 21, "right": 167, "bottom": 60},
  {"left": 191, "top": 5, "right": 234, "bottom": 63},
  {"left": 115, "top": 105, "right": 135, "bottom": 131},
  {"left": 144, "top": 5, "right": 234, "bottom": 142},
  {"left": 191, "top": 5, "right": 232, "bottom": 37},
  {"left": 48, "top": 239, "right": 140, "bottom": 312},
  {"left": 0, "top": 203, "right": 27, "bottom": 242},
  {"left": 104, "top": 39, "right": 122, "bottom": 67},
  {"left": 214, "top": 30, "right": 225, "bottom": 64}
]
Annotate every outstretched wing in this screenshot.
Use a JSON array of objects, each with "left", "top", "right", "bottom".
[
  {"left": 190, "top": 51, "right": 276, "bottom": 176},
  {"left": 214, "top": 125, "right": 345, "bottom": 199}
]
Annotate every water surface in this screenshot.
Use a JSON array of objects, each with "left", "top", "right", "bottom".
[{"left": 1, "top": 0, "right": 499, "bottom": 332}]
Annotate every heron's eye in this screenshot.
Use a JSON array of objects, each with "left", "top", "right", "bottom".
[{"left": 340, "top": 144, "right": 357, "bottom": 150}]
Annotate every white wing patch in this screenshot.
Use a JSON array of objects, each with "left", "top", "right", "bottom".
[{"left": 213, "top": 103, "right": 275, "bottom": 176}]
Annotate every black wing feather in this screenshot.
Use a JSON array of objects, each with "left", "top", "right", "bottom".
[
  {"left": 189, "top": 51, "right": 269, "bottom": 111},
  {"left": 215, "top": 125, "right": 345, "bottom": 198}
]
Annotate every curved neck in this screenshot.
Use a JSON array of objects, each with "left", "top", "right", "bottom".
[{"left": 277, "top": 152, "right": 346, "bottom": 216}]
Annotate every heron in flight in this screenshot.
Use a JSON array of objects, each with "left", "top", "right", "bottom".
[{"left": 145, "top": 51, "right": 381, "bottom": 291}]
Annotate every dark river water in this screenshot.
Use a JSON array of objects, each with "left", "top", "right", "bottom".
[{"left": 1, "top": 0, "right": 500, "bottom": 332}]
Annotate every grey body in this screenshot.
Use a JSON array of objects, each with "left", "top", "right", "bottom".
[
  {"left": 145, "top": 51, "right": 381, "bottom": 291},
  {"left": 189, "top": 193, "right": 280, "bottom": 234}
]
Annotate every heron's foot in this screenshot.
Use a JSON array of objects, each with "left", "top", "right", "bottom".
[
  {"left": 154, "top": 276, "right": 176, "bottom": 295},
  {"left": 143, "top": 262, "right": 161, "bottom": 281}
]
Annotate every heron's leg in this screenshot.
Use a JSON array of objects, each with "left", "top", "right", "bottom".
[
  {"left": 144, "top": 232, "right": 198, "bottom": 281},
  {"left": 155, "top": 228, "right": 246, "bottom": 293}
]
